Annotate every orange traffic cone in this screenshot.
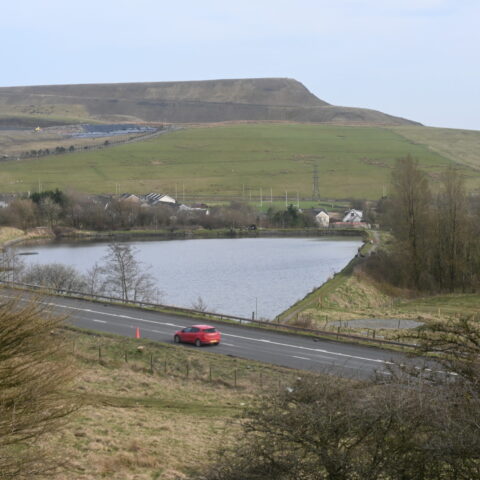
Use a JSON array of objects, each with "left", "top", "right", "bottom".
[{"left": 135, "top": 327, "right": 141, "bottom": 339}]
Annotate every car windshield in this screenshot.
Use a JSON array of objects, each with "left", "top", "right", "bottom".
[{"left": 203, "top": 328, "right": 216, "bottom": 333}]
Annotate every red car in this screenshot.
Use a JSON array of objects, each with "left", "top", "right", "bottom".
[{"left": 174, "top": 324, "right": 221, "bottom": 347}]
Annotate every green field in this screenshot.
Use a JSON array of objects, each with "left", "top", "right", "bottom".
[
  {"left": 391, "top": 125, "right": 480, "bottom": 172},
  {"left": 1, "top": 123, "right": 478, "bottom": 199}
]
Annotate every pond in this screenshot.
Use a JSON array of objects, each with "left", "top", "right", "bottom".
[{"left": 16, "top": 237, "right": 362, "bottom": 319}]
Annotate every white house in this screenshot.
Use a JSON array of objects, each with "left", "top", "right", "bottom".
[
  {"left": 145, "top": 192, "right": 176, "bottom": 205},
  {"left": 118, "top": 193, "right": 142, "bottom": 204},
  {"left": 342, "top": 209, "right": 363, "bottom": 223},
  {"left": 315, "top": 211, "right": 330, "bottom": 227}
]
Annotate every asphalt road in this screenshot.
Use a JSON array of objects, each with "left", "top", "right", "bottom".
[{"left": 0, "top": 290, "right": 420, "bottom": 379}]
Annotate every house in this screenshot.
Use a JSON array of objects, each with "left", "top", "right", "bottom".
[
  {"left": 342, "top": 209, "right": 363, "bottom": 223},
  {"left": 118, "top": 193, "right": 142, "bottom": 204},
  {"left": 315, "top": 210, "right": 330, "bottom": 227},
  {"left": 144, "top": 192, "right": 176, "bottom": 206}
]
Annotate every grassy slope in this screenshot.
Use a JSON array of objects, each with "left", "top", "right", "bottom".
[
  {"left": 280, "top": 230, "right": 480, "bottom": 340},
  {"left": 392, "top": 126, "right": 480, "bottom": 174},
  {"left": 2, "top": 123, "right": 474, "bottom": 198},
  {"left": 44, "top": 327, "right": 301, "bottom": 480}
]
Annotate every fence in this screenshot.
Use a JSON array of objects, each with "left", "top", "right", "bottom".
[
  {"left": 0, "top": 279, "right": 417, "bottom": 349},
  {"left": 70, "top": 330, "right": 295, "bottom": 391}
]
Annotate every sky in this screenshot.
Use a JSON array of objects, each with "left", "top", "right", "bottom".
[{"left": 2, "top": 0, "right": 479, "bottom": 130}]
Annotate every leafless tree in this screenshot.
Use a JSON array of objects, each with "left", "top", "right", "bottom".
[
  {"left": 100, "top": 242, "right": 156, "bottom": 302},
  {"left": 191, "top": 296, "right": 209, "bottom": 312},
  {"left": 205, "top": 315, "right": 480, "bottom": 480},
  {"left": 389, "top": 155, "right": 432, "bottom": 289},
  {"left": 83, "top": 261, "right": 106, "bottom": 296},
  {"left": 21, "top": 263, "right": 85, "bottom": 292},
  {"left": 0, "top": 296, "right": 77, "bottom": 479},
  {"left": 0, "top": 247, "right": 25, "bottom": 282},
  {"left": 38, "top": 197, "right": 62, "bottom": 227},
  {"left": 1, "top": 199, "right": 38, "bottom": 230}
]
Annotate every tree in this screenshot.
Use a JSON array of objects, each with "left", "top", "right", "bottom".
[
  {"left": 206, "top": 315, "right": 480, "bottom": 480},
  {"left": 101, "top": 242, "right": 156, "bottom": 302},
  {"left": 191, "top": 296, "right": 209, "bottom": 312},
  {"left": 0, "top": 247, "right": 25, "bottom": 282},
  {"left": 39, "top": 197, "right": 62, "bottom": 227},
  {"left": 21, "top": 263, "right": 85, "bottom": 292},
  {"left": 0, "top": 296, "right": 77, "bottom": 478},
  {"left": 389, "top": 155, "right": 432, "bottom": 289},
  {"left": 2, "top": 199, "right": 38, "bottom": 230},
  {"left": 432, "top": 166, "right": 471, "bottom": 291}
]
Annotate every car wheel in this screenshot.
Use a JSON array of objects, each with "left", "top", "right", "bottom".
[
  {"left": 195, "top": 338, "right": 202, "bottom": 347},
  {"left": 174, "top": 335, "right": 181, "bottom": 344}
]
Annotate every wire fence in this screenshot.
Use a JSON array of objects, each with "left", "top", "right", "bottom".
[{"left": 70, "top": 332, "right": 296, "bottom": 391}]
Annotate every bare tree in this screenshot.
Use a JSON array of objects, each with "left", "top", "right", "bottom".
[
  {"left": 206, "top": 315, "right": 480, "bottom": 480},
  {"left": 0, "top": 247, "right": 25, "bottom": 282},
  {"left": 191, "top": 296, "right": 209, "bottom": 312},
  {"left": 2, "top": 199, "right": 38, "bottom": 230},
  {"left": 433, "top": 166, "right": 471, "bottom": 291},
  {"left": 83, "top": 261, "right": 106, "bottom": 296},
  {"left": 389, "top": 155, "right": 432, "bottom": 289},
  {"left": 101, "top": 242, "right": 156, "bottom": 302},
  {"left": 21, "top": 263, "right": 85, "bottom": 292},
  {"left": 0, "top": 296, "right": 77, "bottom": 478}
]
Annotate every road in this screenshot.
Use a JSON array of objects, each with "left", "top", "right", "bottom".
[{"left": 0, "top": 290, "right": 419, "bottom": 379}]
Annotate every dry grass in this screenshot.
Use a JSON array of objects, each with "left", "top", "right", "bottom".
[
  {"left": 392, "top": 126, "right": 480, "bottom": 186},
  {"left": 0, "top": 226, "right": 25, "bottom": 244},
  {"left": 41, "top": 329, "right": 299, "bottom": 479}
]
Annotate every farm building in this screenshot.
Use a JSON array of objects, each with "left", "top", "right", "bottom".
[
  {"left": 144, "top": 192, "right": 176, "bottom": 205},
  {"left": 342, "top": 209, "right": 363, "bottom": 223},
  {"left": 315, "top": 210, "right": 330, "bottom": 227}
]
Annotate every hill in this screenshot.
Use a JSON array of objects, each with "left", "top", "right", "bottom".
[
  {"left": 2, "top": 123, "right": 478, "bottom": 199},
  {"left": 0, "top": 78, "right": 419, "bottom": 126}
]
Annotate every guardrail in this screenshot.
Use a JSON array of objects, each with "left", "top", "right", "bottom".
[{"left": 0, "top": 279, "right": 417, "bottom": 349}]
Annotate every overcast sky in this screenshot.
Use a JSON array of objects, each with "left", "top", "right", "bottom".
[{"left": 2, "top": 0, "right": 479, "bottom": 130}]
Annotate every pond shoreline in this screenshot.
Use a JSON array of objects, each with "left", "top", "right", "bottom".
[{"left": 7, "top": 226, "right": 365, "bottom": 248}]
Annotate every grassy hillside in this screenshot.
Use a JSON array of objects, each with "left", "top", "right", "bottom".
[
  {"left": 392, "top": 125, "right": 480, "bottom": 171},
  {"left": 42, "top": 327, "right": 301, "bottom": 480},
  {"left": 2, "top": 123, "right": 476, "bottom": 199}
]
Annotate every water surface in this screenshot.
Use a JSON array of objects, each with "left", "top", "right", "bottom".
[{"left": 17, "top": 237, "right": 361, "bottom": 319}]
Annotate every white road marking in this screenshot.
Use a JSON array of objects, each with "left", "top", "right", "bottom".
[
  {"left": 0, "top": 293, "right": 392, "bottom": 366},
  {"left": 92, "top": 319, "right": 107, "bottom": 324},
  {"left": 221, "top": 332, "right": 392, "bottom": 365},
  {"left": 292, "top": 356, "right": 310, "bottom": 360}
]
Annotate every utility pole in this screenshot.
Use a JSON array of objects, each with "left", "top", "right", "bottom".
[
  {"left": 260, "top": 188, "right": 263, "bottom": 208},
  {"left": 285, "top": 191, "right": 288, "bottom": 208},
  {"left": 270, "top": 188, "right": 273, "bottom": 203},
  {"left": 312, "top": 163, "right": 320, "bottom": 200}
]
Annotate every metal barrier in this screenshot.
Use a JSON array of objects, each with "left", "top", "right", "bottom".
[{"left": 0, "top": 279, "right": 416, "bottom": 349}]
